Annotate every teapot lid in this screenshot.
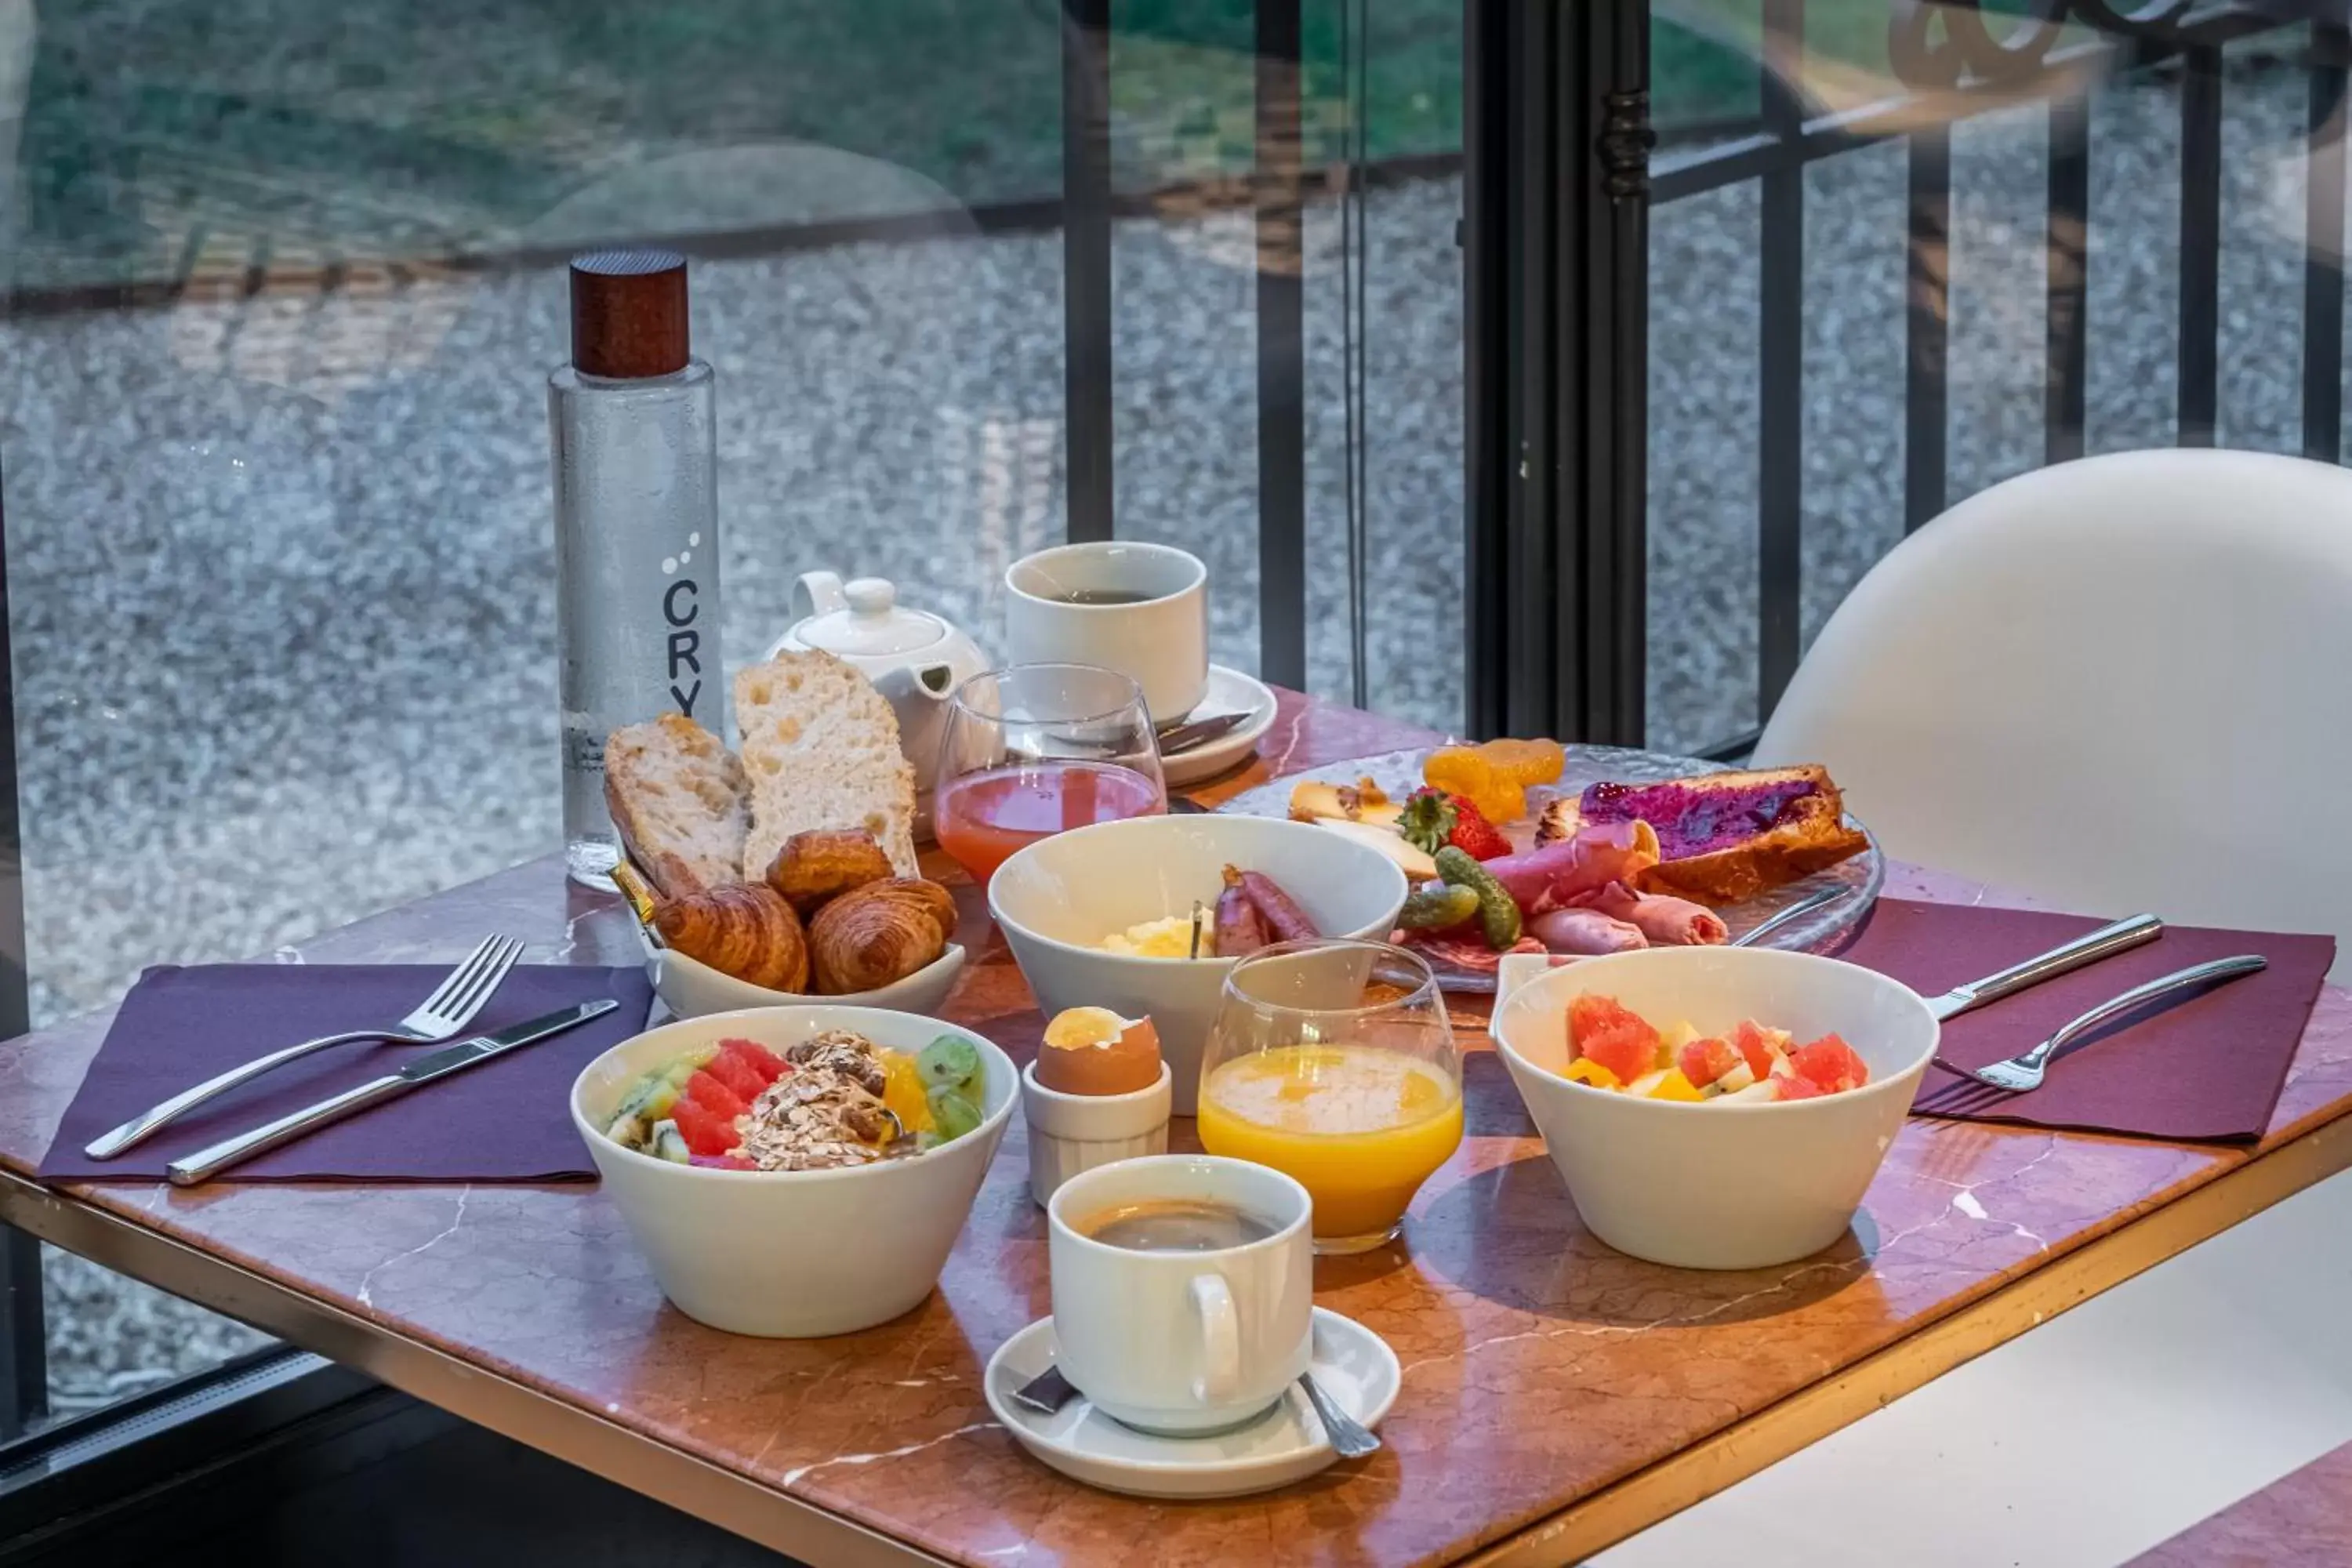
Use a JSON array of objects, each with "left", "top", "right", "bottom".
[{"left": 795, "top": 578, "right": 948, "bottom": 659}]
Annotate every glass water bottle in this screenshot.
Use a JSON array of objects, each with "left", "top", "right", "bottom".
[{"left": 549, "top": 249, "right": 721, "bottom": 888}]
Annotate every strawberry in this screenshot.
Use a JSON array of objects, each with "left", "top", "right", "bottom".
[
  {"left": 1443, "top": 794, "right": 1513, "bottom": 859},
  {"left": 1400, "top": 787, "right": 1513, "bottom": 861}
]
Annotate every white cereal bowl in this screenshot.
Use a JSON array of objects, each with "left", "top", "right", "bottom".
[
  {"left": 570, "top": 1004, "right": 1014, "bottom": 1337},
  {"left": 1490, "top": 947, "right": 1938, "bottom": 1270},
  {"left": 988, "top": 815, "right": 1409, "bottom": 1113},
  {"left": 637, "top": 923, "right": 967, "bottom": 1022}
]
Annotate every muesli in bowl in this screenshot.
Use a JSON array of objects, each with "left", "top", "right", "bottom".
[
  {"left": 572, "top": 1004, "right": 1014, "bottom": 1337},
  {"left": 599, "top": 1026, "right": 989, "bottom": 1171}
]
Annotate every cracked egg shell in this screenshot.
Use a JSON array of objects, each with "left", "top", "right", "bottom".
[{"left": 1036, "top": 1007, "right": 1163, "bottom": 1096}]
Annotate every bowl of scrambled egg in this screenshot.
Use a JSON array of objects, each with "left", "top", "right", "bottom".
[{"left": 987, "top": 815, "right": 1407, "bottom": 1113}]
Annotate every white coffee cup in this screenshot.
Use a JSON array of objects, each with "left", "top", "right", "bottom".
[
  {"left": 1004, "top": 542, "right": 1210, "bottom": 722},
  {"left": 1046, "top": 1153, "right": 1313, "bottom": 1436}
]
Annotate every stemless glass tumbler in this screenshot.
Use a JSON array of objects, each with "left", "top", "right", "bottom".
[
  {"left": 1195, "top": 939, "right": 1462, "bottom": 1254},
  {"left": 932, "top": 663, "right": 1168, "bottom": 884}
]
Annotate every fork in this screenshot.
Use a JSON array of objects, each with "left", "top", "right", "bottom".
[
  {"left": 1934, "top": 953, "right": 2267, "bottom": 1094},
  {"left": 84, "top": 933, "right": 527, "bottom": 1159}
]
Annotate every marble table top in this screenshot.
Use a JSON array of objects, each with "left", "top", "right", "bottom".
[
  {"left": 2129, "top": 1440, "right": 2352, "bottom": 1566},
  {"left": 2, "top": 689, "right": 2349, "bottom": 1566}
]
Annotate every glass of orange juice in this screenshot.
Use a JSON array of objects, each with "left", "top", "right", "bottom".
[{"left": 1196, "top": 940, "right": 1461, "bottom": 1254}]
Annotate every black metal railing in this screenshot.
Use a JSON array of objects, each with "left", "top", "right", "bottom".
[
  {"left": 1468, "top": 0, "right": 2350, "bottom": 750},
  {"left": 1055, "top": 0, "right": 1316, "bottom": 692}
]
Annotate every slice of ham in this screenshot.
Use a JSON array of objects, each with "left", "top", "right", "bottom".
[
  {"left": 1574, "top": 880, "right": 1730, "bottom": 946},
  {"left": 1397, "top": 929, "right": 1545, "bottom": 975},
  {"left": 1527, "top": 907, "right": 1649, "bottom": 955},
  {"left": 1482, "top": 821, "right": 1663, "bottom": 916}
]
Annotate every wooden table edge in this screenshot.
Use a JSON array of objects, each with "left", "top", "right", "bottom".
[
  {"left": 1461, "top": 1109, "right": 2352, "bottom": 1566},
  {"left": 0, "top": 1170, "right": 953, "bottom": 1568}
]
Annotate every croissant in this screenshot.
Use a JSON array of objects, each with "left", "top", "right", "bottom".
[
  {"left": 808, "top": 878, "right": 956, "bottom": 994},
  {"left": 655, "top": 882, "right": 809, "bottom": 992},
  {"left": 764, "top": 828, "right": 895, "bottom": 915}
]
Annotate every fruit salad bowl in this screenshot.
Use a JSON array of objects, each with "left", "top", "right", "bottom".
[
  {"left": 989, "top": 815, "right": 1409, "bottom": 1114},
  {"left": 1490, "top": 948, "right": 1937, "bottom": 1269},
  {"left": 570, "top": 1005, "right": 1015, "bottom": 1337}
]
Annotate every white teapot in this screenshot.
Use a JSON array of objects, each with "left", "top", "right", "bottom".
[{"left": 768, "top": 572, "right": 990, "bottom": 832}]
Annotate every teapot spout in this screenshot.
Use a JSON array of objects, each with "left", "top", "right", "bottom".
[{"left": 873, "top": 662, "right": 958, "bottom": 706}]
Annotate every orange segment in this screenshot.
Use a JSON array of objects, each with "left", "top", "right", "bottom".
[
  {"left": 882, "top": 1049, "right": 937, "bottom": 1134},
  {"left": 1474, "top": 737, "right": 1566, "bottom": 789},
  {"left": 1641, "top": 1068, "right": 1706, "bottom": 1102},
  {"left": 1561, "top": 1058, "right": 1621, "bottom": 1091},
  {"left": 1424, "top": 746, "right": 1525, "bottom": 823}
]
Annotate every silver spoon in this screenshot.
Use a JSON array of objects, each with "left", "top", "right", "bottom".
[
  {"left": 1010, "top": 1363, "right": 1381, "bottom": 1458},
  {"left": 1298, "top": 1373, "right": 1380, "bottom": 1458}
]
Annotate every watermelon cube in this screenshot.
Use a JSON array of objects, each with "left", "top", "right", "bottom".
[
  {"left": 702, "top": 1050, "right": 768, "bottom": 1105},
  {"left": 1568, "top": 994, "right": 1663, "bottom": 1087},
  {"left": 1675, "top": 1036, "right": 1741, "bottom": 1089},
  {"left": 719, "top": 1038, "right": 789, "bottom": 1086},
  {"left": 1732, "top": 1019, "right": 1793, "bottom": 1080},
  {"left": 1789, "top": 1034, "right": 1869, "bottom": 1094},
  {"left": 689, "top": 1153, "right": 757, "bottom": 1171},
  {"left": 670, "top": 1097, "right": 739, "bottom": 1156},
  {"left": 1769, "top": 1071, "right": 1827, "bottom": 1102},
  {"left": 684, "top": 1069, "right": 750, "bottom": 1121}
]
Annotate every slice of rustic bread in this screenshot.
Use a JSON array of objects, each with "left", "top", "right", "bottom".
[
  {"left": 732, "top": 650, "right": 919, "bottom": 883},
  {"left": 603, "top": 713, "right": 750, "bottom": 897}
]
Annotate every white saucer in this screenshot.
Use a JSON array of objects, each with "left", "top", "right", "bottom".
[
  {"left": 1160, "top": 664, "right": 1279, "bottom": 788},
  {"left": 982, "top": 1306, "right": 1399, "bottom": 1499}
]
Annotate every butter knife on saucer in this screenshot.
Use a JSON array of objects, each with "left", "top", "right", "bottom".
[{"left": 165, "top": 999, "right": 620, "bottom": 1186}]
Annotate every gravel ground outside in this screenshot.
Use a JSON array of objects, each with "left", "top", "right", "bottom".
[{"left": 5, "top": 60, "right": 2330, "bottom": 1416}]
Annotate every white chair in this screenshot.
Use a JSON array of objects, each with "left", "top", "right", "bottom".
[
  {"left": 1755, "top": 448, "right": 2352, "bottom": 975},
  {"left": 1601, "top": 448, "right": 2352, "bottom": 1568}
]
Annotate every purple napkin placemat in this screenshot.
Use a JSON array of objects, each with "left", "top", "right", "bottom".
[
  {"left": 1837, "top": 899, "right": 2334, "bottom": 1143},
  {"left": 40, "top": 964, "right": 652, "bottom": 1182}
]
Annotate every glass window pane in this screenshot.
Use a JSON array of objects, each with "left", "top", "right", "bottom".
[
  {"left": 1649, "top": 4, "right": 2332, "bottom": 745},
  {"left": 5, "top": 0, "right": 1425, "bottom": 1431},
  {"left": 1647, "top": 180, "right": 1762, "bottom": 754}
]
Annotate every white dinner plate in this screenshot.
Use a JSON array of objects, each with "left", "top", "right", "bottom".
[
  {"left": 1160, "top": 664, "right": 1278, "bottom": 788},
  {"left": 983, "top": 1306, "right": 1399, "bottom": 1499}
]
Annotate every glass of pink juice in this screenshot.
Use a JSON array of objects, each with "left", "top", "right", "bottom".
[{"left": 934, "top": 664, "right": 1167, "bottom": 883}]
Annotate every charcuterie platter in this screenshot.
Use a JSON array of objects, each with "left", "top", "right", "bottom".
[{"left": 1218, "top": 742, "right": 1883, "bottom": 991}]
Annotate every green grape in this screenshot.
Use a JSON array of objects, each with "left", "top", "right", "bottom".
[
  {"left": 927, "top": 1087, "right": 982, "bottom": 1142},
  {"left": 918, "top": 1034, "right": 982, "bottom": 1091}
]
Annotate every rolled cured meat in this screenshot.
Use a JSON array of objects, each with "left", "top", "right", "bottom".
[
  {"left": 1528, "top": 907, "right": 1649, "bottom": 956},
  {"left": 1482, "top": 821, "right": 1662, "bottom": 916},
  {"left": 1576, "top": 880, "right": 1729, "bottom": 946}
]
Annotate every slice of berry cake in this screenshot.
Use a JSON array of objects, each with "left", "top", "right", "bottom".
[{"left": 1535, "top": 764, "right": 1868, "bottom": 904}]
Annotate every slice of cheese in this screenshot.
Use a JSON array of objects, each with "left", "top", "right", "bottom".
[
  {"left": 1288, "top": 777, "right": 1405, "bottom": 829},
  {"left": 1311, "top": 818, "right": 1437, "bottom": 879}
]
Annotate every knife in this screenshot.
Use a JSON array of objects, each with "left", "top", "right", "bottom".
[
  {"left": 163, "top": 999, "right": 622, "bottom": 1187},
  {"left": 1157, "top": 709, "right": 1252, "bottom": 756},
  {"left": 1922, "top": 913, "right": 2163, "bottom": 1022}
]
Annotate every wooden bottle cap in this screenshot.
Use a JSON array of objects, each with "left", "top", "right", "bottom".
[{"left": 568, "top": 249, "right": 689, "bottom": 378}]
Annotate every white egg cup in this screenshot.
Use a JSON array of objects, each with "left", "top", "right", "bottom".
[{"left": 1021, "top": 1059, "right": 1174, "bottom": 1208}]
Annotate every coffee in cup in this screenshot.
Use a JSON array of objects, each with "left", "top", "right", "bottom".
[
  {"left": 1047, "top": 1154, "right": 1312, "bottom": 1435},
  {"left": 1004, "top": 542, "right": 1209, "bottom": 723},
  {"left": 1077, "top": 1198, "right": 1279, "bottom": 1253}
]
